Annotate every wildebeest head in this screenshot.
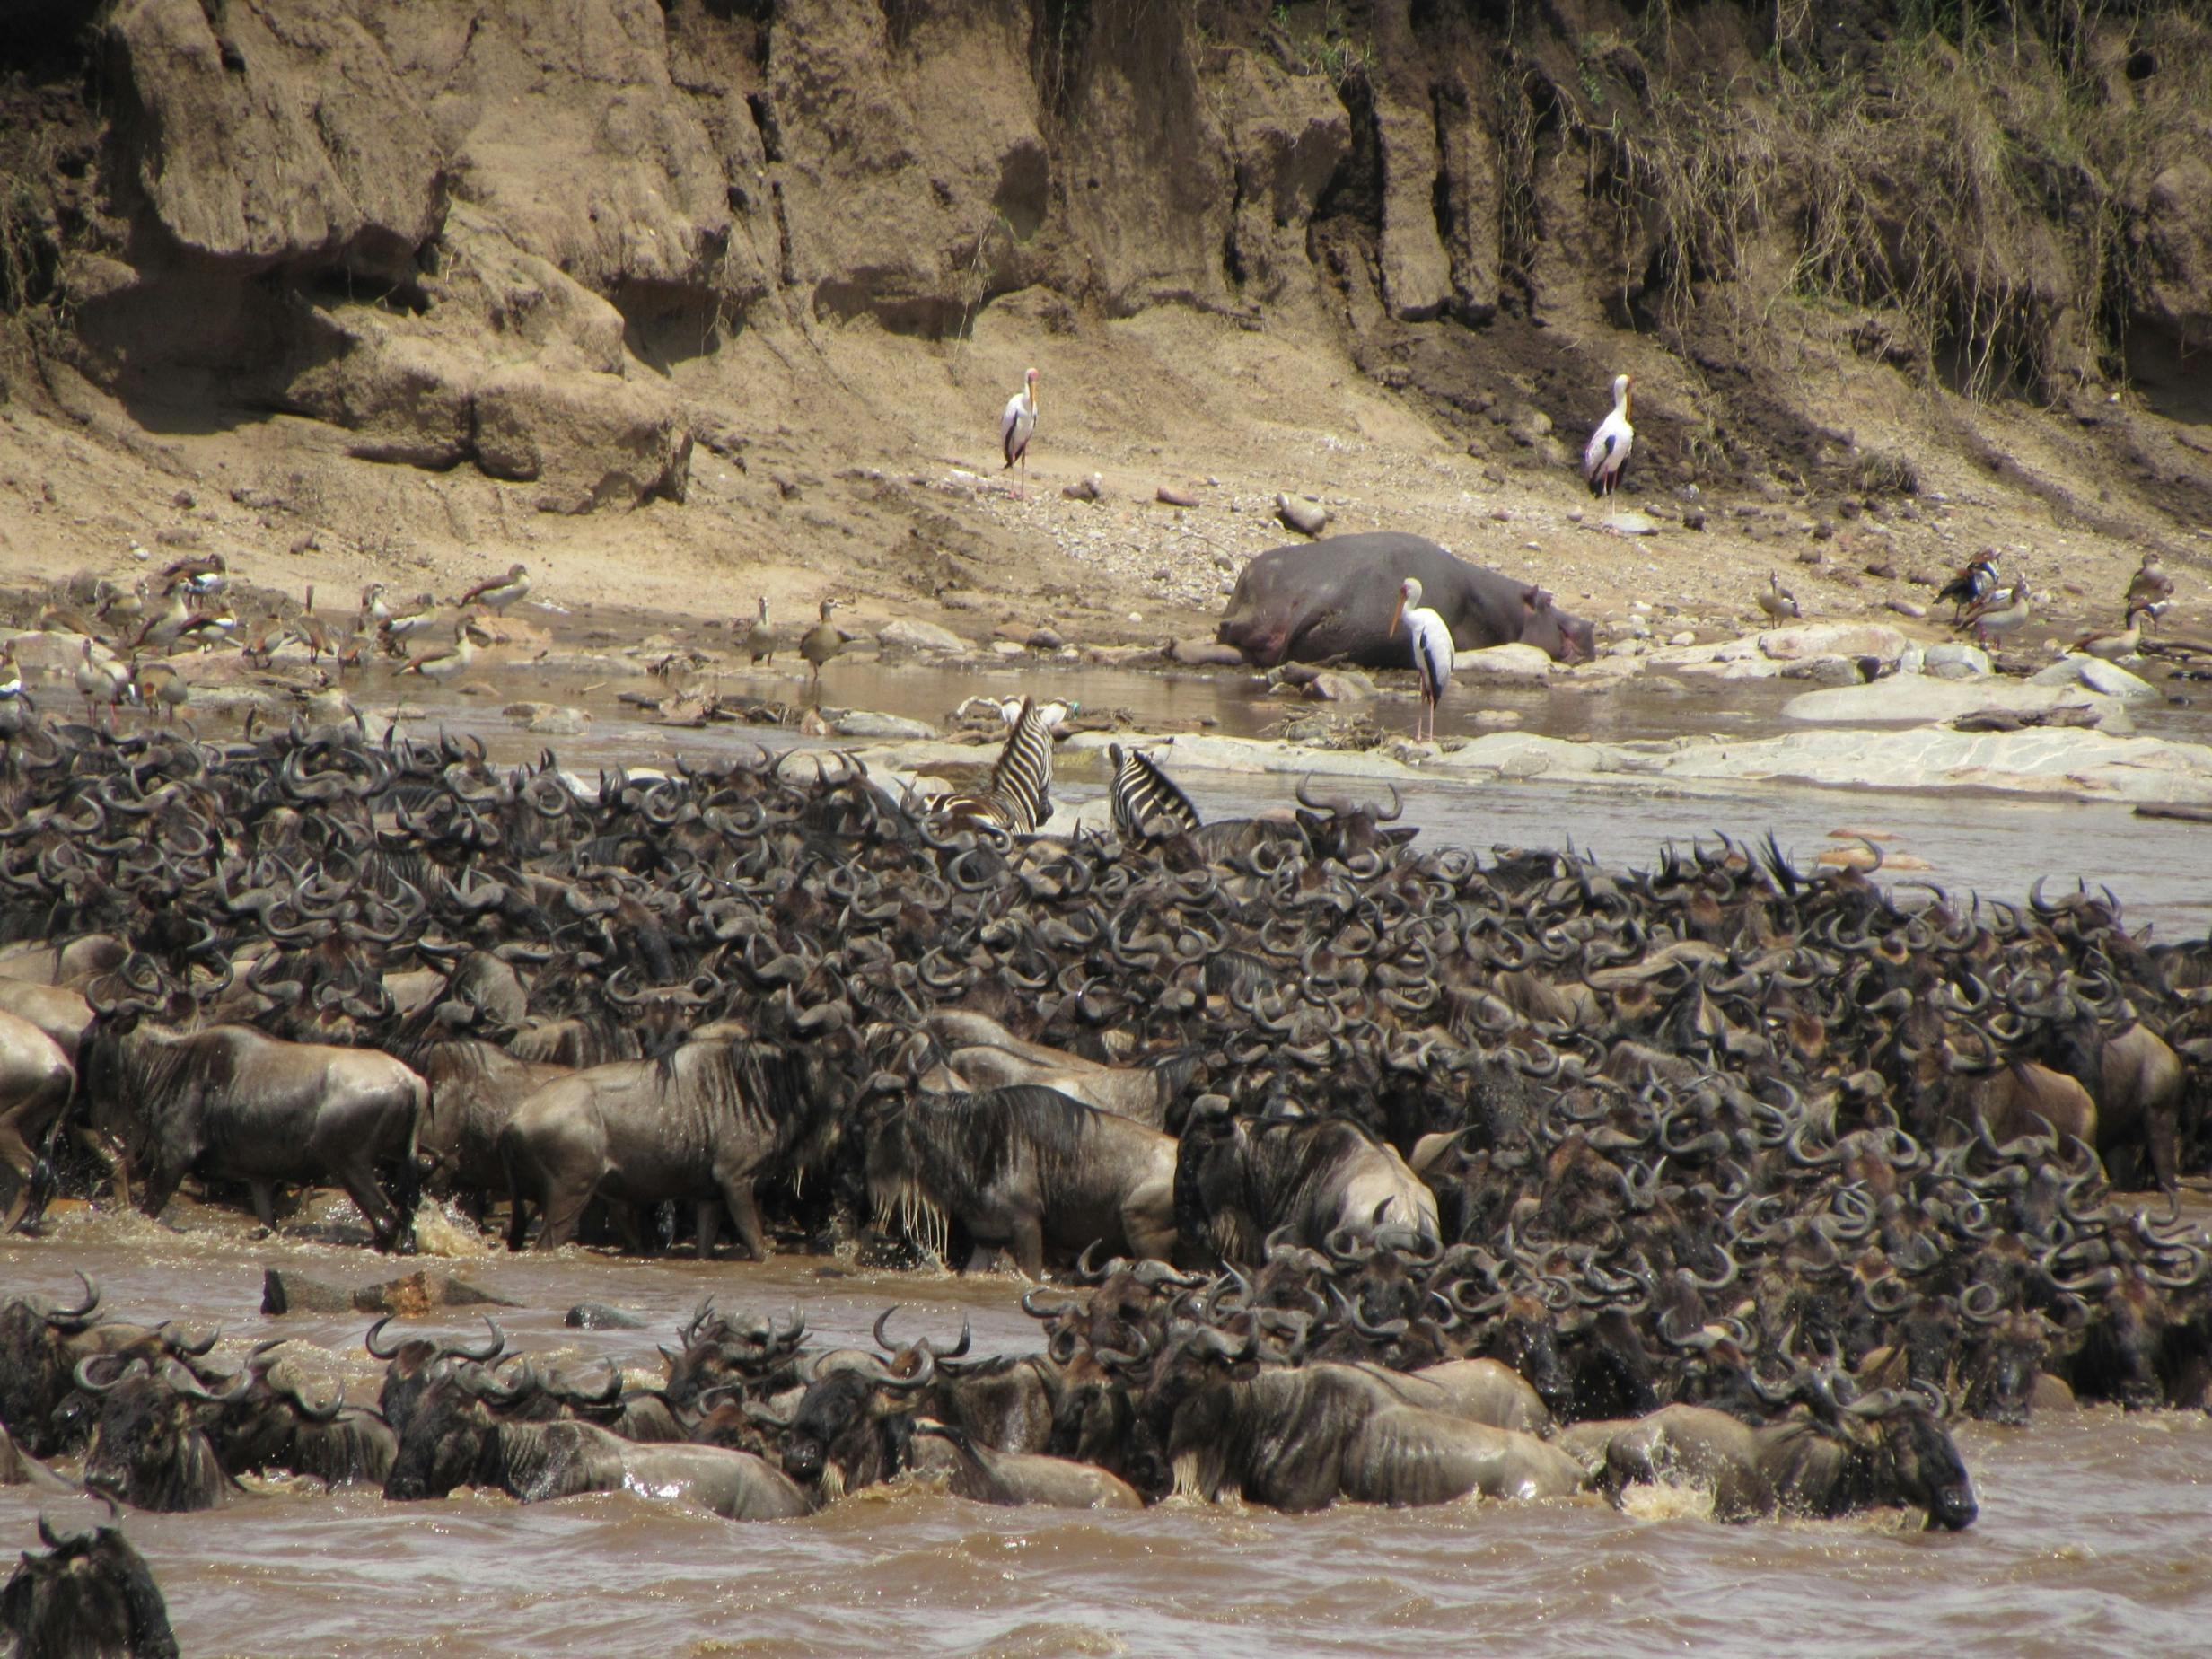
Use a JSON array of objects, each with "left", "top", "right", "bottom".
[
  {"left": 662, "top": 1303, "right": 807, "bottom": 1411},
  {"left": 777, "top": 1353, "right": 934, "bottom": 1497},
  {"left": 1465, "top": 1289, "right": 1572, "bottom": 1418},
  {"left": 1137, "top": 1321, "right": 1260, "bottom": 1498},
  {"left": 1959, "top": 1304, "right": 2054, "bottom": 1427},
  {"left": 0, "top": 1274, "right": 102, "bottom": 1456},
  {"left": 382, "top": 1364, "right": 531, "bottom": 1501},
  {"left": 1851, "top": 1390, "right": 1977, "bottom": 1530},
  {"left": 365, "top": 1315, "right": 505, "bottom": 1435},
  {"left": 0, "top": 1499, "right": 179, "bottom": 1659},
  {"left": 76, "top": 1355, "right": 241, "bottom": 1514},
  {"left": 204, "top": 1339, "right": 352, "bottom": 1478}
]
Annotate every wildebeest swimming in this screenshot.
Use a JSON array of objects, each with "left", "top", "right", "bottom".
[{"left": 0, "top": 713, "right": 2208, "bottom": 1552}]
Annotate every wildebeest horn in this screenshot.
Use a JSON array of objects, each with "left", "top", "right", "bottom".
[
  {"left": 1020, "top": 1291, "right": 1079, "bottom": 1321},
  {"left": 74, "top": 1354, "right": 144, "bottom": 1394},
  {"left": 42, "top": 1271, "right": 101, "bottom": 1330}
]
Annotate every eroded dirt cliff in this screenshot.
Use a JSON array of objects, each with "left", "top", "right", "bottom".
[{"left": 0, "top": 0, "right": 2206, "bottom": 640}]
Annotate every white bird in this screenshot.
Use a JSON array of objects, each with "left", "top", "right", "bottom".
[
  {"left": 1584, "top": 373, "right": 1634, "bottom": 499},
  {"left": 1000, "top": 367, "right": 1040, "bottom": 498},
  {"left": 1390, "top": 575, "right": 1454, "bottom": 743}
]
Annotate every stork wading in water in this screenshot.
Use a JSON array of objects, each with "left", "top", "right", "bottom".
[
  {"left": 1584, "top": 373, "right": 1634, "bottom": 499},
  {"left": 1001, "top": 367, "right": 1039, "bottom": 498},
  {"left": 1390, "top": 575, "right": 1454, "bottom": 743}
]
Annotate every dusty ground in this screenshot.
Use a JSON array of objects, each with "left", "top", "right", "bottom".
[{"left": 0, "top": 292, "right": 2204, "bottom": 675}]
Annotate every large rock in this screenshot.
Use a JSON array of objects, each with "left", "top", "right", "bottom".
[
  {"left": 104, "top": 0, "right": 447, "bottom": 283},
  {"left": 1759, "top": 622, "right": 1910, "bottom": 663},
  {"left": 283, "top": 324, "right": 478, "bottom": 469},
  {"left": 877, "top": 619, "right": 967, "bottom": 654},
  {"left": 1783, "top": 674, "right": 2120, "bottom": 724},
  {"left": 2030, "top": 655, "right": 2157, "bottom": 700},
  {"left": 1372, "top": 92, "right": 1453, "bottom": 321},
  {"left": 1452, "top": 643, "right": 1554, "bottom": 680},
  {"left": 472, "top": 364, "right": 691, "bottom": 511},
  {"left": 833, "top": 710, "right": 935, "bottom": 739}
]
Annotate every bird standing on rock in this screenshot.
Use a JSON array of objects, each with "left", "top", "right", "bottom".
[
  {"left": 458, "top": 563, "right": 531, "bottom": 613},
  {"left": 161, "top": 552, "right": 225, "bottom": 596},
  {"left": 1390, "top": 575, "right": 1454, "bottom": 744},
  {"left": 745, "top": 597, "right": 776, "bottom": 664},
  {"left": 1001, "top": 367, "right": 1040, "bottom": 499},
  {"left": 380, "top": 593, "right": 439, "bottom": 655},
  {"left": 1758, "top": 573, "right": 1801, "bottom": 623},
  {"left": 801, "top": 600, "right": 846, "bottom": 691},
  {"left": 75, "top": 640, "right": 133, "bottom": 727},
  {"left": 1584, "top": 373, "right": 1634, "bottom": 499}
]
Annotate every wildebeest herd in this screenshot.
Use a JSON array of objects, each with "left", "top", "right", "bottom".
[{"left": 3, "top": 710, "right": 2210, "bottom": 1651}]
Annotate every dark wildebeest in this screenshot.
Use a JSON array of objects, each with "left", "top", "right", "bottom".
[
  {"left": 862, "top": 1086, "right": 1179, "bottom": 1275},
  {"left": 204, "top": 1339, "right": 396, "bottom": 1486},
  {"left": 0, "top": 1500, "right": 178, "bottom": 1659},
  {"left": 413, "top": 1040, "right": 569, "bottom": 1208},
  {"left": 364, "top": 1316, "right": 508, "bottom": 1435},
  {"left": 1173, "top": 1112, "right": 1437, "bottom": 1267},
  {"left": 1137, "top": 1323, "right": 1582, "bottom": 1510},
  {"left": 0, "top": 1009, "right": 75, "bottom": 1232},
  {"left": 1597, "top": 1395, "right": 1977, "bottom": 1528},
  {"left": 382, "top": 1369, "right": 812, "bottom": 1519},
  {"left": 80, "top": 1002, "right": 426, "bottom": 1251},
  {"left": 772, "top": 1354, "right": 1138, "bottom": 1509},
  {"left": 0, "top": 1275, "right": 105, "bottom": 1455},
  {"left": 499, "top": 1032, "right": 839, "bottom": 1258},
  {"left": 74, "top": 1356, "right": 238, "bottom": 1514},
  {"left": 1216, "top": 533, "right": 1594, "bottom": 667}
]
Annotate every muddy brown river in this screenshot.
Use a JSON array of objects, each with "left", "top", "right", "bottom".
[
  {"left": 6, "top": 1211, "right": 2212, "bottom": 1658},
  {"left": 10, "top": 651, "right": 2212, "bottom": 1655}
]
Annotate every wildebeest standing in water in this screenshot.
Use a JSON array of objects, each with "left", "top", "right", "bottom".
[
  {"left": 1, "top": 1499, "right": 178, "bottom": 1659},
  {"left": 0, "top": 1007, "right": 75, "bottom": 1233},
  {"left": 74, "top": 1355, "right": 239, "bottom": 1514},
  {"left": 498, "top": 1026, "right": 844, "bottom": 1258},
  {"left": 862, "top": 1085, "right": 1179, "bottom": 1275},
  {"left": 79, "top": 972, "right": 426, "bottom": 1251},
  {"left": 1174, "top": 1110, "right": 1438, "bottom": 1266}
]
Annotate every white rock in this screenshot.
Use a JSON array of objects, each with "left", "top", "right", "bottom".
[
  {"left": 834, "top": 710, "right": 936, "bottom": 739},
  {"left": 2030, "top": 655, "right": 2156, "bottom": 700},
  {"left": 1923, "top": 643, "right": 1991, "bottom": 675},
  {"left": 1758, "top": 622, "right": 1909, "bottom": 662},
  {"left": 1451, "top": 643, "right": 1553, "bottom": 680},
  {"left": 878, "top": 619, "right": 968, "bottom": 654},
  {"left": 1784, "top": 676, "right": 2119, "bottom": 724}
]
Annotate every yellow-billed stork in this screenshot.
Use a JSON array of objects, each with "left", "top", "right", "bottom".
[
  {"left": 1584, "top": 373, "right": 1634, "bottom": 499},
  {"left": 1001, "top": 367, "right": 1039, "bottom": 497},
  {"left": 1390, "top": 575, "right": 1454, "bottom": 743}
]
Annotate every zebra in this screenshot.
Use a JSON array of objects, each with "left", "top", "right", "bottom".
[
  {"left": 929, "top": 695, "right": 1054, "bottom": 833},
  {"left": 1108, "top": 743, "right": 1200, "bottom": 844}
]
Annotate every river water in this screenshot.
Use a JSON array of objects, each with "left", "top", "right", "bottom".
[
  {"left": 8, "top": 651, "right": 2211, "bottom": 1654},
  {"left": 5, "top": 1214, "right": 2211, "bottom": 1659}
]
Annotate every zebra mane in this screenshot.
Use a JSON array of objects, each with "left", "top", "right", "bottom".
[{"left": 1109, "top": 742, "right": 1200, "bottom": 843}]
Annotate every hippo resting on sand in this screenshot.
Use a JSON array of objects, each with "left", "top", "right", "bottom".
[{"left": 1216, "top": 533, "right": 1594, "bottom": 668}]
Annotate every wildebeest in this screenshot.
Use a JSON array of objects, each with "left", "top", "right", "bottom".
[
  {"left": 412, "top": 1040, "right": 569, "bottom": 1207},
  {"left": 0, "top": 1276, "right": 104, "bottom": 1454},
  {"left": 0, "top": 1009, "right": 75, "bottom": 1232},
  {"left": 1174, "top": 1112, "right": 1437, "bottom": 1266},
  {"left": 0, "top": 1500, "right": 178, "bottom": 1659},
  {"left": 204, "top": 1339, "right": 396, "bottom": 1486},
  {"left": 1597, "top": 1395, "right": 1977, "bottom": 1528},
  {"left": 364, "top": 1315, "right": 508, "bottom": 1435},
  {"left": 499, "top": 1032, "right": 838, "bottom": 1258},
  {"left": 1139, "top": 1325, "right": 1583, "bottom": 1510},
  {"left": 863, "top": 1085, "right": 1179, "bottom": 1274},
  {"left": 382, "top": 1369, "right": 812, "bottom": 1519},
  {"left": 75, "top": 1356, "right": 238, "bottom": 1514},
  {"left": 80, "top": 998, "right": 426, "bottom": 1251},
  {"left": 919, "top": 1013, "right": 1199, "bottom": 1129},
  {"left": 771, "top": 1355, "right": 1139, "bottom": 1508}
]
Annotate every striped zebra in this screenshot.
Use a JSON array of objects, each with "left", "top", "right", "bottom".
[
  {"left": 1109, "top": 743, "right": 1200, "bottom": 844},
  {"left": 930, "top": 694, "right": 1054, "bottom": 833}
]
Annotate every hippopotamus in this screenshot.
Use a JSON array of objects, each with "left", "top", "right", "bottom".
[{"left": 1216, "top": 533, "right": 1594, "bottom": 668}]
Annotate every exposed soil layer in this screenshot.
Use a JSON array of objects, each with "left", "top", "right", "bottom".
[{"left": 0, "top": 0, "right": 2207, "bottom": 657}]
